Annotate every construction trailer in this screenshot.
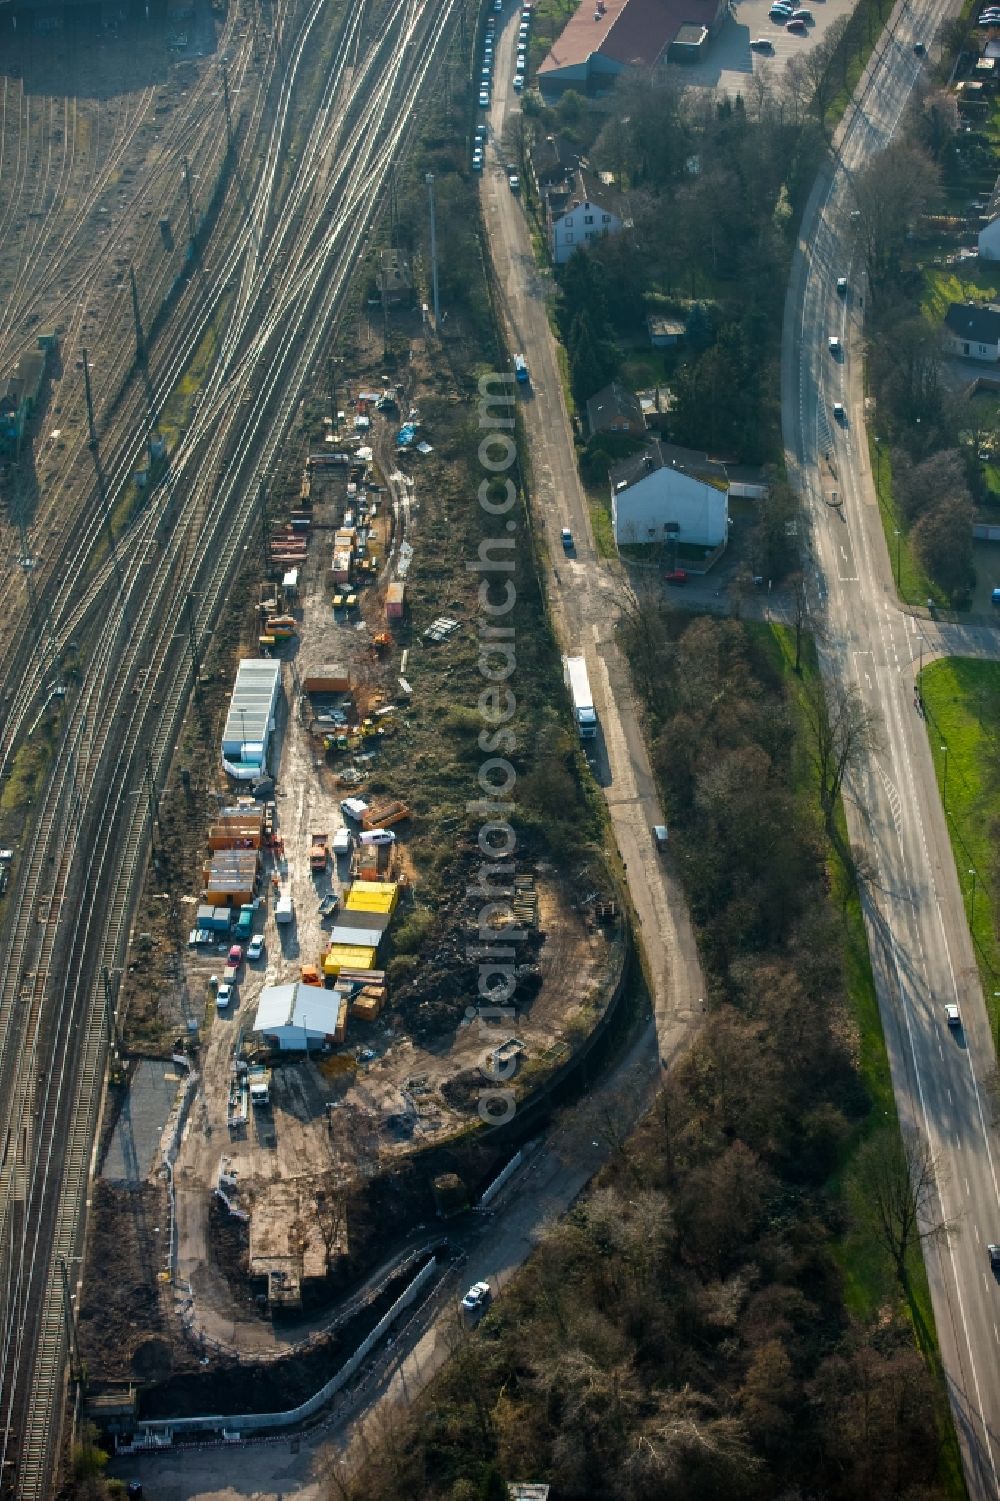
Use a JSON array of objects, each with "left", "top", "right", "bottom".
[
  {"left": 253, "top": 981, "right": 346, "bottom": 1049},
  {"left": 221, "top": 659, "right": 282, "bottom": 782}
]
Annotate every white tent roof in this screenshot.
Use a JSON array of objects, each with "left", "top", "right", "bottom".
[{"left": 253, "top": 980, "right": 341, "bottom": 1035}]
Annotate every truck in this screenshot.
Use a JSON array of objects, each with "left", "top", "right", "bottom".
[
  {"left": 563, "top": 655, "right": 597, "bottom": 741},
  {"left": 234, "top": 902, "right": 255, "bottom": 941},
  {"left": 310, "top": 832, "right": 329, "bottom": 872},
  {"left": 248, "top": 1063, "right": 271, "bottom": 1107},
  {"left": 276, "top": 893, "right": 294, "bottom": 925},
  {"left": 513, "top": 354, "right": 529, "bottom": 385}
]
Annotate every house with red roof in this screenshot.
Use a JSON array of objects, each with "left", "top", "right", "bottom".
[{"left": 538, "top": 0, "right": 727, "bottom": 99}]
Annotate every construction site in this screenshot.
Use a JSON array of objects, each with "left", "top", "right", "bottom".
[{"left": 79, "top": 364, "right": 626, "bottom": 1417}]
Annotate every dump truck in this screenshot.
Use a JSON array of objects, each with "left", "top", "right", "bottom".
[
  {"left": 248, "top": 1063, "right": 271, "bottom": 1106},
  {"left": 563, "top": 655, "right": 597, "bottom": 741},
  {"left": 310, "top": 832, "right": 330, "bottom": 872}
]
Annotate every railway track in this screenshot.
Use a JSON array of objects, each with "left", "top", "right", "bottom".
[{"left": 0, "top": 0, "right": 463, "bottom": 1492}]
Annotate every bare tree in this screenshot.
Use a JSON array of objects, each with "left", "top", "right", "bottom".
[
  {"left": 850, "top": 141, "right": 941, "bottom": 296},
  {"left": 801, "top": 675, "right": 882, "bottom": 825},
  {"left": 855, "top": 1125, "right": 955, "bottom": 1284}
]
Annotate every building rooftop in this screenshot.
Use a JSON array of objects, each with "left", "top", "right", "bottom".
[
  {"left": 586, "top": 381, "right": 645, "bottom": 432},
  {"left": 539, "top": 0, "right": 720, "bottom": 75},
  {"left": 611, "top": 438, "right": 754, "bottom": 494},
  {"left": 944, "top": 301, "right": 1000, "bottom": 345},
  {"left": 254, "top": 980, "right": 342, "bottom": 1035},
  {"left": 222, "top": 659, "right": 281, "bottom": 751}
]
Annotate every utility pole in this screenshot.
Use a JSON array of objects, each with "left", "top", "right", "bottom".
[
  {"left": 258, "top": 478, "right": 268, "bottom": 568},
  {"left": 59, "top": 1257, "right": 82, "bottom": 1384},
  {"left": 220, "top": 59, "right": 233, "bottom": 150},
  {"left": 145, "top": 747, "right": 162, "bottom": 852},
  {"left": 82, "top": 348, "right": 97, "bottom": 449},
  {"left": 182, "top": 157, "right": 197, "bottom": 258},
  {"left": 185, "top": 591, "right": 202, "bottom": 694},
  {"left": 425, "top": 173, "right": 440, "bottom": 330},
  {"left": 129, "top": 263, "right": 145, "bottom": 366},
  {"left": 328, "top": 357, "right": 339, "bottom": 429},
  {"left": 101, "top": 966, "right": 121, "bottom": 1056}
]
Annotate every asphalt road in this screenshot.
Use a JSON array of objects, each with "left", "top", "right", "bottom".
[
  {"left": 782, "top": 5, "right": 1000, "bottom": 1496},
  {"left": 480, "top": 4, "right": 706, "bottom": 1064}
]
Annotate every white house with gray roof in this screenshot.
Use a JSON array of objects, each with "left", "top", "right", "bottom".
[
  {"left": 943, "top": 302, "right": 1000, "bottom": 362},
  {"left": 610, "top": 440, "right": 729, "bottom": 550}
]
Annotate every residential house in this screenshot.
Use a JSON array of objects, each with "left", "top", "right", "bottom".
[
  {"left": 610, "top": 440, "right": 729, "bottom": 551},
  {"left": 537, "top": 0, "right": 726, "bottom": 99},
  {"left": 979, "top": 174, "right": 1000, "bottom": 260},
  {"left": 647, "top": 314, "right": 685, "bottom": 348},
  {"left": 943, "top": 301, "right": 1000, "bottom": 360},
  {"left": 586, "top": 381, "right": 646, "bottom": 438},
  {"left": 544, "top": 172, "right": 623, "bottom": 265}
]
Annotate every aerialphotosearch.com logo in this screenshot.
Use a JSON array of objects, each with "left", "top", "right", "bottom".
[{"left": 465, "top": 371, "right": 526, "bottom": 1127}]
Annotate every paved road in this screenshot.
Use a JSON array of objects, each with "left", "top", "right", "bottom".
[
  {"left": 481, "top": 5, "right": 705, "bottom": 1063},
  {"left": 782, "top": 4, "right": 1000, "bottom": 1496}
]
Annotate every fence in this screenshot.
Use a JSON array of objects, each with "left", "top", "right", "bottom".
[{"left": 118, "top": 1256, "right": 438, "bottom": 1447}]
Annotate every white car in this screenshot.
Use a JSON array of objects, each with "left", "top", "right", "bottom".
[
  {"left": 513, "top": 73, "right": 525, "bottom": 90},
  {"left": 833, "top": 401, "right": 846, "bottom": 423},
  {"left": 750, "top": 36, "right": 774, "bottom": 49},
  {"left": 508, "top": 172, "right": 520, "bottom": 191},
  {"left": 216, "top": 983, "right": 233, "bottom": 1011},
  {"left": 461, "top": 1281, "right": 492, "bottom": 1325},
  {"left": 946, "top": 1002, "right": 961, "bottom": 1028},
  {"left": 836, "top": 276, "right": 848, "bottom": 295},
  {"left": 479, "top": 90, "right": 490, "bottom": 107},
  {"left": 828, "top": 335, "right": 841, "bottom": 354},
  {"left": 247, "top": 935, "right": 265, "bottom": 962}
]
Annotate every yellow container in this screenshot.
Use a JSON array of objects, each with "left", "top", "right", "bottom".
[{"left": 322, "top": 944, "right": 376, "bottom": 976}]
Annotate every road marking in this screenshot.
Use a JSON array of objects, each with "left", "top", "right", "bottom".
[{"left": 966, "top": 1177, "right": 971, "bottom": 1197}]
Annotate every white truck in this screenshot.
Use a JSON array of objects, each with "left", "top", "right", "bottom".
[
  {"left": 275, "top": 892, "right": 294, "bottom": 925},
  {"left": 563, "top": 655, "right": 597, "bottom": 741}
]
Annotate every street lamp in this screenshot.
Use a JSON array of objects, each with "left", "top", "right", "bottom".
[
  {"left": 874, "top": 435, "right": 882, "bottom": 498},
  {"left": 941, "top": 744, "right": 949, "bottom": 810},
  {"left": 894, "top": 527, "right": 901, "bottom": 589}
]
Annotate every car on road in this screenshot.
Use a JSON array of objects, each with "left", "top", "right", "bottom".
[
  {"left": 750, "top": 36, "right": 774, "bottom": 49},
  {"left": 508, "top": 172, "right": 520, "bottom": 191},
  {"left": 786, "top": 17, "right": 807, "bottom": 31},
  {"left": 216, "top": 983, "right": 233, "bottom": 1011},
  {"left": 833, "top": 401, "right": 846, "bottom": 423},
  {"left": 945, "top": 1002, "right": 961, "bottom": 1028},
  {"left": 228, "top": 943, "right": 243, "bottom": 966},
  {"left": 652, "top": 824, "right": 669, "bottom": 851},
  {"left": 663, "top": 567, "right": 688, "bottom": 584},
  {"left": 493, "top": 0, "right": 501, "bottom": 9},
  {"left": 914, "top": 39, "right": 926, "bottom": 53},
  {"left": 461, "top": 1281, "right": 493, "bottom": 1326},
  {"left": 561, "top": 527, "right": 574, "bottom": 551},
  {"left": 828, "top": 335, "right": 841, "bottom": 354},
  {"left": 247, "top": 935, "right": 265, "bottom": 962},
  {"left": 836, "top": 276, "right": 848, "bottom": 295},
  {"left": 989, "top": 1243, "right": 1000, "bottom": 1272}
]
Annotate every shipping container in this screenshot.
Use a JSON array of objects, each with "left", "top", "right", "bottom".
[{"left": 385, "top": 581, "right": 406, "bottom": 620}]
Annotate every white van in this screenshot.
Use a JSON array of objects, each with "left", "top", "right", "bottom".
[
  {"left": 332, "top": 829, "right": 353, "bottom": 856},
  {"left": 359, "top": 829, "right": 396, "bottom": 846}
]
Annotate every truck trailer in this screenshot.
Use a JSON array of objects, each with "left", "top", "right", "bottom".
[{"left": 563, "top": 655, "right": 597, "bottom": 741}]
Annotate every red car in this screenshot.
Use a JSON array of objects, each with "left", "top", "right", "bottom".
[
  {"left": 228, "top": 943, "right": 243, "bottom": 966},
  {"left": 663, "top": 568, "right": 688, "bottom": 584}
]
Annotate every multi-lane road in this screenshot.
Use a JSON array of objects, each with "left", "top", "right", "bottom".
[{"left": 784, "top": 2, "right": 1000, "bottom": 1494}]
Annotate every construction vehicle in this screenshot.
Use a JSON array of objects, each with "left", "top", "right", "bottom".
[
  {"left": 248, "top": 1063, "right": 271, "bottom": 1106},
  {"left": 310, "top": 832, "right": 330, "bottom": 871}
]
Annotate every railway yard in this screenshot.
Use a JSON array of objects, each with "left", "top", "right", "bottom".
[{"left": 0, "top": 0, "right": 625, "bottom": 1492}]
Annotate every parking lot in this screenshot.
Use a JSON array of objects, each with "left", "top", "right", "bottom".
[{"left": 666, "top": 0, "right": 863, "bottom": 93}]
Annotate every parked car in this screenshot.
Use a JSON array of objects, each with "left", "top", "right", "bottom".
[
  {"left": 561, "top": 527, "right": 574, "bottom": 551},
  {"left": 652, "top": 824, "right": 669, "bottom": 851},
  {"left": 472, "top": 152, "right": 484, "bottom": 171},
  {"left": 508, "top": 172, "right": 520, "bottom": 191},
  {"left": 750, "top": 36, "right": 774, "bottom": 48},
  {"left": 786, "top": 17, "right": 807, "bottom": 32},
  {"left": 247, "top": 935, "right": 265, "bottom": 962},
  {"left": 914, "top": 39, "right": 926, "bottom": 53},
  {"left": 792, "top": 8, "right": 812, "bottom": 18},
  {"left": 989, "top": 1242, "right": 1000, "bottom": 1271},
  {"left": 479, "top": 89, "right": 490, "bottom": 107},
  {"left": 216, "top": 983, "right": 233, "bottom": 1011},
  {"left": 228, "top": 943, "right": 243, "bottom": 966},
  {"left": 513, "top": 72, "right": 525, "bottom": 90},
  {"left": 945, "top": 1002, "right": 961, "bottom": 1028},
  {"left": 663, "top": 567, "right": 688, "bottom": 584}
]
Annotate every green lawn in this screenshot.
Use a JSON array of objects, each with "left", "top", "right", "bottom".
[
  {"left": 919, "top": 657, "right": 1000, "bottom": 1029},
  {"left": 868, "top": 431, "right": 946, "bottom": 606},
  {"left": 923, "top": 265, "right": 1000, "bottom": 323}
]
